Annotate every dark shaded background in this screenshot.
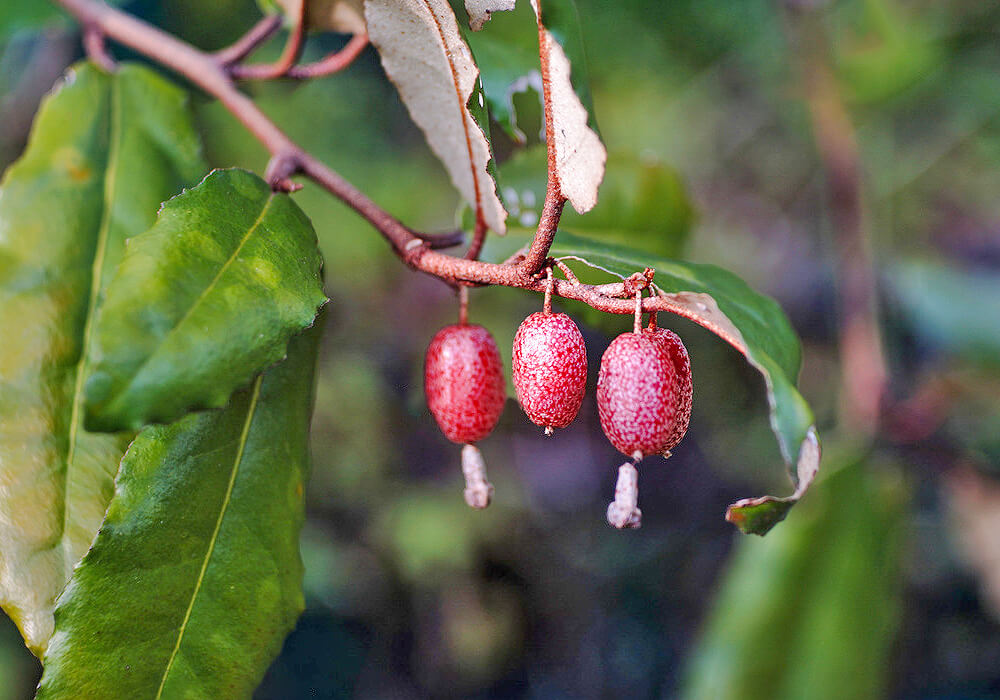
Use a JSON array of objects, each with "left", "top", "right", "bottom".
[{"left": 3, "top": 0, "right": 1000, "bottom": 697}]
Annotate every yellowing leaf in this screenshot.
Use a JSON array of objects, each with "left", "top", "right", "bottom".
[
  {"left": 465, "top": 0, "right": 516, "bottom": 31},
  {"left": 0, "top": 62, "right": 206, "bottom": 656},
  {"left": 366, "top": 0, "right": 507, "bottom": 234},
  {"left": 531, "top": 0, "right": 606, "bottom": 213}
]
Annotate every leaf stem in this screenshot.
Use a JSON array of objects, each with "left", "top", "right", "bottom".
[
  {"left": 213, "top": 14, "right": 283, "bottom": 67},
  {"left": 284, "top": 33, "right": 369, "bottom": 79},
  {"left": 228, "top": 1, "right": 307, "bottom": 80}
]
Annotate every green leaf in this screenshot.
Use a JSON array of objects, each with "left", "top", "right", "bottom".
[
  {"left": 681, "top": 455, "right": 906, "bottom": 700},
  {"left": 82, "top": 168, "right": 327, "bottom": 432},
  {"left": 0, "top": 2, "right": 63, "bottom": 39},
  {"left": 0, "top": 1, "right": 126, "bottom": 39},
  {"left": 36, "top": 320, "right": 322, "bottom": 699},
  {"left": 497, "top": 147, "right": 695, "bottom": 258},
  {"left": 545, "top": 232, "right": 821, "bottom": 535},
  {"left": 834, "top": 0, "right": 941, "bottom": 105},
  {"left": 887, "top": 258, "right": 1000, "bottom": 369},
  {"left": 0, "top": 61, "right": 206, "bottom": 655},
  {"left": 460, "top": 0, "right": 598, "bottom": 145}
]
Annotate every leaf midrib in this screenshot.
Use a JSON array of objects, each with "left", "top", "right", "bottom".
[
  {"left": 154, "top": 374, "right": 263, "bottom": 699},
  {"left": 419, "top": 0, "right": 486, "bottom": 226},
  {"left": 105, "top": 192, "right": 276, "bottom": 412}
]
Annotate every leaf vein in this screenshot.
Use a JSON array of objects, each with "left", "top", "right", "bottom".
[
  {"left": 153, "top": 374, "right": 263, "bottom": 699},
  {"left": 420, "top": 0, "right": 486, "bottom": 228},
  {"left": 109, "top": 192, "right": 276, "bottom": 407}
]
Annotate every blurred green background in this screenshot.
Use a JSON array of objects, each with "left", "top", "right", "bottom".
[{"left": 3, "top": 0, "right": 1000, "bottom": 697}]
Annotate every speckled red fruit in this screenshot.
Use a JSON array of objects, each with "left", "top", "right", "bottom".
[
  {"left": 596, "top": 332, "right": 678, "bottom": 457},
  {"left": 424, "top": 324, "right": 506, "bottom": 444},
  {"left": 643, "top": 326, "right": 693, "bottom": 453},
  {"left": 512, "top": 312, "right": 588, "bottom": 430}
]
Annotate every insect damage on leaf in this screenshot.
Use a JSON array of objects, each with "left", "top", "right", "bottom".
[{"left": 465, "top": 0, "right": 516, "bottom": 31}]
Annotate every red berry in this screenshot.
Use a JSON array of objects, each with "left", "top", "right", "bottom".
[
  {"left": 424, "top": 324, "right": 506, "bottom": 444},
  {"left": 596, "top": 332, "right": 680, "bottom": 458},
  {"left": 512, "top": 312, "right": 588, "bottom": 432},
  {"left": 643, "top": 326, "right": 693, "bottom": 454}
]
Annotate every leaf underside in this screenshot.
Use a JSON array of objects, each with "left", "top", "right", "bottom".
[
  {"left": 83, "top": 167, "right": 327, "bottom": 433},
  {"left": 0, "top": 61, "right": 206, "bottom": 655},
  {"left": 36, "top": 322, "right": 322, "bottom": 700},
  {"left": 366, "top": 0, "right": 507, "bottom": 234},
  {"left": 529, "top": 0, "right": 606, "bottom": 213},
  {"left": 546, "top": 232, "right": 821, "bottom": 535}
]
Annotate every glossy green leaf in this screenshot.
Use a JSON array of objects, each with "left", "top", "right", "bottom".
[
  {"left": 36, "top": 321, "right": 322, "bottom": 699},
  {"left": 0, "top": 61, "right": 206, "bottom": 655},
  {"left": 82, "top": 168, "right": 327, "bottom": 432},
  {"left": 681, "top": 456, "right": 906, "bottom": 700},
  {"left": 545, "top": 232, "right": 820, "bottom": 535}
]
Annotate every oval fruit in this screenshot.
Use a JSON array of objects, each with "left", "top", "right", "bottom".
[
  {"left": 512, "top": 312, "right": 588, "bottom": 432},
  {"left": 596, "top": 332, "right": 679, "bottom": 458},
  {"left": 644, "top": 326, "right": 693, "bottom": 454},
  {"left": 424, "top": 324, "right": 506, "bottom": 444}
]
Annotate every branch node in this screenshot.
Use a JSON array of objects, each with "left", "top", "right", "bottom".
[
  {"left": 553, "top": 259, "right": 581, "bottom": 285},
  {"left": 265, "top": 151, "right": 304, "bottom": 192}
]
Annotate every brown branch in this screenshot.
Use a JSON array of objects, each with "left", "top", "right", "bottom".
[
  {"left": 52, "top": 0, "right": 691, "bottom": 326},
  {"left": 520, "top": 13, "right": 567, "bottom": 275},
  {"left": 228, "top": 2, "right": 307, "bottom": 81},
  {"left": 285, "top": 34, "right": 369, "bottom": 80},
  {"left": 464, "top": 219, "right": 488, "bottom": 261},
  {"left": 213, "top": 14, "right": 283, "bottom": 67}
]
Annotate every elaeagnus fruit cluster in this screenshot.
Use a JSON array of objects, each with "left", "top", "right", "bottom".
[{"left": 424, "top": 272, "right": 693, "bottom": 529}]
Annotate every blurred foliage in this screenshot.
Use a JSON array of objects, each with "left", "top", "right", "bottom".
[
  {"left": 2, "top": 0, "right": 1000, "bottom": 698},
  {"left": 682, "top": 454, "right": 907, "bottom": 700}
]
